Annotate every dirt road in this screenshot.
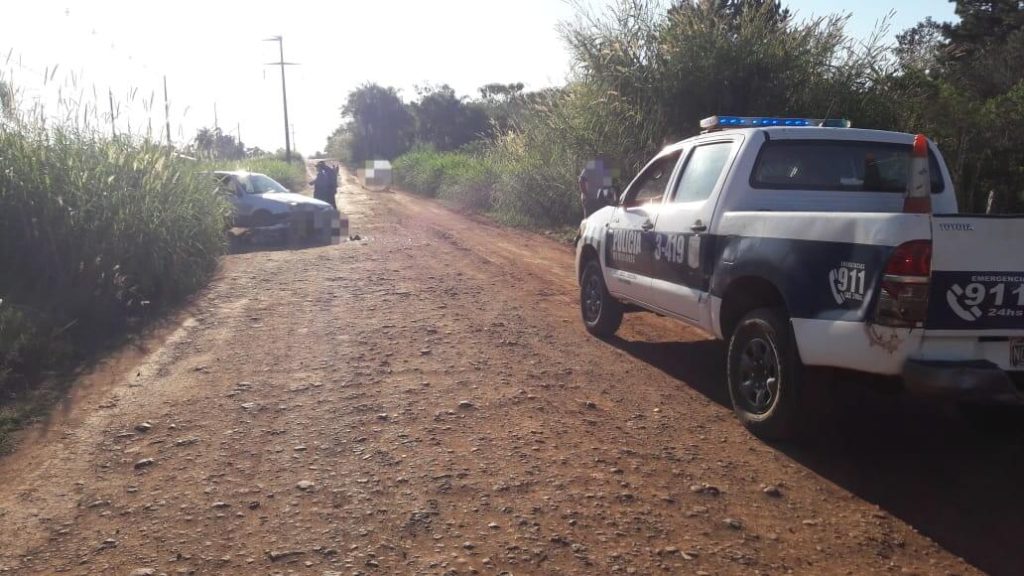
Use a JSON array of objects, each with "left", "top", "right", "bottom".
[{"left": 0, "top": 172, "right": 1020, "bottom": 575}]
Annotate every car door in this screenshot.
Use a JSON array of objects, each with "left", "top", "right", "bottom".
[
  {"left": 604, "top": 150, "right": 682, "bottom": 304},
  {"left": 647, "top": 138, "right": 740, "bottom": 323}
]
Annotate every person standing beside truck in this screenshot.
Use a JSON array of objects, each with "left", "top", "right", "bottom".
[{"left": 578, "top": 155, "right": 617, "bottom": 219}]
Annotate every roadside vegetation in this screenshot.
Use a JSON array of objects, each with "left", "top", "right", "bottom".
[
  {"left": 188, "top": 127, "right": 308, "bottom": 191},
  {"left": 0, "top": 84, "right": 241, "bottom": 449},
  {"left": 327, "top": 0, "right": 1024, "bottom": 226}
]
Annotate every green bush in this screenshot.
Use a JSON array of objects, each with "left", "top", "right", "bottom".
[
  {"left": 394, "top": 148, "right": 497, "bottom": 212},
  {"left": 0, "top": 121, "right": 230, "bottom": 384}
]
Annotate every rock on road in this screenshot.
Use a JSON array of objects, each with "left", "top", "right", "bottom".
[{"left": 0, "top": 171, "right": 1013, "bottom": 575}]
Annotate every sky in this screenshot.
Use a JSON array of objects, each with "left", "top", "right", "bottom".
[{"left": 1, "top": 0, "right": 959, "bottom": 156}]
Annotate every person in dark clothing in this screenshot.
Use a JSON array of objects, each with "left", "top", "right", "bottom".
[
  {"left": 578, "top": 155, "right": 617, "bottom": 218},
  {"left": 311, "top": 161, "right": 337, "bottom": 209}
]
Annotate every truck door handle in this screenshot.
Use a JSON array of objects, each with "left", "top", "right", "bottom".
[
  {"left": 691, "top": 220, "right": 707, "bottom": 233},
  {"left": 641, "top": 220, "right": 654, "bottom": 231}
]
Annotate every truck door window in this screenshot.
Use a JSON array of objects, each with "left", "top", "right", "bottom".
[
  {"left": 672, "top": 142, "right": 734, "bottom": 203},
  {"left": 622, "top": 151, "right": 681, "bottom": 207}
]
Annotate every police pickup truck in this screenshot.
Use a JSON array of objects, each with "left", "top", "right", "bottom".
[{"left": 576, "top": 115, "right": 1024, "bottom": 439}]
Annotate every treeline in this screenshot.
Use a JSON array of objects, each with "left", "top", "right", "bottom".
[{"left": 326, "top": 0, "right": 1024, "bottom": 226}]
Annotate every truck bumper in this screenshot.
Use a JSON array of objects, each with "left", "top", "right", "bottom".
[{"left": 902, "top": 359, "right": 1022, "bottom": 403}]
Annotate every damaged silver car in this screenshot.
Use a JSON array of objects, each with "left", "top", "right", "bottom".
[{"left": 211, "top": 170, "right": 347, "bottom": 246}]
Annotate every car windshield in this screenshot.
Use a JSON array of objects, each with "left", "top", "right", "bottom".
[{"left": 242, "top": 174, "right": 290, "bottom": 194}]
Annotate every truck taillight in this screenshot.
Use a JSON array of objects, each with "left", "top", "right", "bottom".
[{"left": 874, "top": 240, "right": 932, "bottom": 327}]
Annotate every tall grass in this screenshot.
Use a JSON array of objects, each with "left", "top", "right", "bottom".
[
  {"left": 394, "top": 148, "right": 496, "bottom": 212},
  {"left": 0, "top": 88, "right": 231, "bottom": 403}
]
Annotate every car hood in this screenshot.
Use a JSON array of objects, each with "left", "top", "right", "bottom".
[{"left": 256, "top": 192, "right": 331, "bottom": 208}]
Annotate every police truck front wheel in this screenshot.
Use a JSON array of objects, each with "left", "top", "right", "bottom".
[
  {"left": 580, "top": 259, "right": 623, "bottom": 337},
  {"left": 727, "top": 308, "right": 804, "bottom": 440}
]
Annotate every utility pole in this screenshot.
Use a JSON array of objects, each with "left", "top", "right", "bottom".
[
  {"left": 163, "top": 75, "right": 171, "bottom": 146},
  {"left": 264, "top": 36, "right": 298, "bottom": 163},
  {"left": 214, "top": 102, "right": 219, "bottom": 131}
]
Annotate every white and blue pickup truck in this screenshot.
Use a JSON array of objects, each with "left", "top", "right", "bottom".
[{"left": 576, "top": 115, "right": 1024, "bottom": 439}]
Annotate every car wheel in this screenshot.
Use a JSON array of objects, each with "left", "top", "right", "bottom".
[
  {"left": 580, "top": 258, "right": 623, "bottom": 337},
  {"left": 727, "top": 307, "right": 804, "bottom": 440}
]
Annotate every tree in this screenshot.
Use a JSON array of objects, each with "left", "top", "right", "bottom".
[
  {"left": 411, "top": 84, "right": 491, "bottom": 151},
  {"left": 668, "top": 0, "right": 791, "bottom": 31},
  {"left": 341, "top": 83, "right": 414, "bottom": 164},
  {"left": 888, "top": 0, "right": 1024, "bottom": 212},
  {"left": 189, "top": 127, "right": 245, "bottom": 160},
  {"left": 478, "top": 82, "right": 529, "bottom": 132}
]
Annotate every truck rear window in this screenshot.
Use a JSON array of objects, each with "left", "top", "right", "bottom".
[{"left": 750, "top": 140, "right": 945, "bottom": 193}]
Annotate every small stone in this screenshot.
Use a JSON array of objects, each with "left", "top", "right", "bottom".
[
  {"left": 129, "top": 569, "right": 155, "bottom": 576},
  {"left": 86, "top": 500, "right": 110, "bottom": 509},
  {"left": 762, "top": 484, "right": 782, "bottom": 498},
  {"left": 134, "top": 422, "right": 152, "bottom": 433},
  {"left": 377, "top": 413, "right": 389, "bottom": 421},
  {"left": 488, "top": 522, "right": 499, "bottom": 529},
  {"left": 296, "top": 480, "right": 315, "bottom": 491},
  {"left": 725, "top": 518, "right": 743, "bottom": 530},
  {"left": 690, "top": 483, "right": 720, "bottom": 496},
  {"left": 211, "top": 501, "right": 229, "bottom": 509},
  {"left": 462, "top": 542, "right": 476, "bottom": 550},
  {"left": 458, "top": 400, "right": 475, "bottom": 409},
  {"left": 267, "top": 550, "right": 304, "bottom": 561},
  {"left": 133, "top": 458, "right": 155, "bottom": 469},
  {"left": 584, "top": 400, "right": 597, "bottom": 409},
  {"left": 99, "top": 538, "right": 117, "bottom": 549},
  {"left": 802, "top": 519, "right": 820, "bottom": 526}
]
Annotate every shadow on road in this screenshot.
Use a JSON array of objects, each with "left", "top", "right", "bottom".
[{"left": 609, "top": 335, "right": 1024, "bottom": 576}]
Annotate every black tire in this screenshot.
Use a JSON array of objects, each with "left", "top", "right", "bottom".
[
  {"left": 726, "top": 307, "right": 805, "bottom": 440},
  {"left": 580, "top": 258, "right": 623, "bottom": 338}
]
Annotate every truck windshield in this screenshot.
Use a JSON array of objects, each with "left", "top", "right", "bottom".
[{"left": 750, "top": 140, "right": 945, "bottom": 193}]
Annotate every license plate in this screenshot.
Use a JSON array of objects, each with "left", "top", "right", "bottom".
[{"left": 1013, "top": 338, "right": 1024, "bottom": 368}]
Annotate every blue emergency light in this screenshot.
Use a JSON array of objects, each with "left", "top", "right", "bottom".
[{"left": 701, "top": 115, "right": 851, "bottom": 131}]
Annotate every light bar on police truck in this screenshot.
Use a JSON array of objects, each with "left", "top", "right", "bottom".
[{"left": 700, "top": 115, "right": 852, "bottom": 131}]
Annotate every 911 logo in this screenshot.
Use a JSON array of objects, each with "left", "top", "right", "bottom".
[
  {"left": 829, "top": 261, "right": 866, "bottom": 305},
  {"left": 946, "top": 279, "right": 1024, "bottom": 322}
]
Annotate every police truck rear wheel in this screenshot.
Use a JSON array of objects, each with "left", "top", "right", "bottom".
[
  {"left": 727, "top": 307, "right": 803, "bottom": 440},
  {"left": 580, "top": 259, "right": 622, "bottom": 337}
]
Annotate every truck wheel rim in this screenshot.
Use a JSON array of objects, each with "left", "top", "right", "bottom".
[
  {"left": 583, "top": 272, "right": 603, "bottom": 322},
  {"left": 738, "top": 337, "right": 778, "bottom": 414}
]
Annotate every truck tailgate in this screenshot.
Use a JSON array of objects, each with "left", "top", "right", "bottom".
[{"left": 925, "top": 215, "right": 1024, "bottom": 353}]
